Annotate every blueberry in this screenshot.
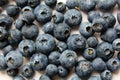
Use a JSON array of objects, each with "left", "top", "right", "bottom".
[
  {"left": 6, "top": 5, "right": 20, "bottom": 17},
  {"left": 100, "top": 70, "right": 112, "bottom": 80},
  {"left": 56, "top": 41, "right": 67, "bottom": 52},
  {"left": 117, "top": 12, "right": 120, "bottom": 24},
  {"left": 30, "top": 53, "right": 48, "bottom": 71},
  {"left": 115, "top": 24, "right": 120, "bottom": 37},
  {"left": 21, "top": 64, "right": 35, "bottom": 78},
  {"left": 0, "top": 55, "right": 7, "bottom": 70},
  {"left": 66, "top": 0, "right": 79, "bottom": 9},
  {"left": 42, "top": 22, "right": 56, "bottom": 34},
  {"left": 0, "top": 0, "right": 8, "bottom": 6},
  {"left": 107, "top": 58, "right": 120, "bottom": 72},
  {"left": 56, "top": 2, "right": 66, "bottom": 13},
  {"left": 75, "top": 60, "right": 93, "bottom": 78},
  {"left": 21, "top": 11, "right": 35, "bottom": 24},
  {"left": 45, "top": 0, "right": 57, "bottom": 7},
  {"left": 96, "top": 42, "right": 114, "bottom": 61},
  {"left": 2, "top": 45, "right": 14, "bottom": 56},
  {"left": 7, "top": 29, "right": 22, "bottom": 46},
  {"left": 59, "top": 50, "right": 78, "bottom": 69},
  {"left": 100, "top": 28, "right": 117, "bottom": 43},
  {"left": 58, "top": 66, "right": 69, "bottom": 77},
  {"left": 14, "top": 75, "right": 25, "bottom": 80},
  {"left": 28, "top": 0, "right": 40, "bottom": 8},
  {"left": 83, "top": 47, "right": 96, "bottom": 60},
  {"left": 71, "top": 75, "right": 82, "bottom": 80},
  {"left": 96, "top": 0, "right": 117, "bottom": 11},
  {"left": 79, "top": 22, "right": 95, "bottom": 38},
  {"left": 0, "top": 27, "right": 7, "bottom": 41},
  {"left": 87, "top": 11, "right": 100, "bottom": 23},
  {"left": 53, "top": 23, "right": 71, "bottom": 40},
  {"left": 34, "top": 4, "right": 52, "bottom": 23},
  {"left": 45, "top": 64, "right": 58, "bottom": 77},
  {"left": 67, "top": 34, "right": 86, "bottom": 51},
  {"left": 0, "top": 39, "right": 8, "bottom": 49},
  {"left": 48, "top": 51, "right": 60, "bottom": 65},
  {"left": 21, "top": 6, "right": 33, "bottom": 13},
  {"left": 52, "top": 11, "right": 64, "bottom": 24},
  {"left": 0, "top": 14, "right": 13, "bottom": 30},
  {"left": 15, "top": 0, "right": 28, "bottom": 8},
  {"left": 117, "top": 0, "right": 120, "bottom": 8},
  {"left": 79, "top": 0, "right": 96, "bottom": 12},
  {"left": 102, "top": 13, "right": 116, "bottom": 28},
  {"left": 92, "top": 58, "right": 106, "bottom": 72},
  {"left": 7, "top": 68, "right": 18, "bottom": 76},
  {"left": 87, "top": 36, "right": 98, "bottom": 48},
  {"left": 5, "top": 51, "right": 23, "bottom": 68},
  {"left": 64, "top": 9, "right": 82, "bottom": 27},
  {"left": 112, "top": 39, "right": 120, "bottom": 51},
  {"left": 88, "top": 76, "right": 102, "bottom": 80},
  {"left": 35, "top": 34, "right": 56, "bottom": 54},
  {"left": 39, "top": 74, "right": 51, "bottom": 80},
  {"left": 117, "top": 52, "right": 120, "bottom": 60},
  {"left": 92, "top": 17, "right": 108, "bottom": 32},
  {"left": 21, "top": 24, "right": 39, "bottom": 39},
  {"left": 14, "top": 19, "right": 25, "bottom": 30},
  {"left": 18, "top": 39, "right": 36, "bottom": 57}
]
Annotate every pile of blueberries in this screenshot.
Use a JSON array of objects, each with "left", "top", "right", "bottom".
[{"left": 1, "top": 0, "right": 120, "bottom": 80}]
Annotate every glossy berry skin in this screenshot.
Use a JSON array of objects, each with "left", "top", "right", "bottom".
[
  {"left": 67, "top": 34, "right": 86, "bottom": 51},
  {"left": 39, "top": 74, "right": 51, "bottom": 80},
  {"left": 88, "top": 76, "right": 101, "bottom": 80},
  {"left": 71, "top": 76, "right": 82, "bottom": 80},
  {"left": 0, "top": 55, "right": 7, "bottom": 70},
  {"left": 28, "top": 0, "right": 40, "bottom": 8},
  {"left": 48, "top": 51, "right": 60, "bottom": 65},
  {"left": 21, "top": 64, "right": 35, "bottom": 78},
  {"left": 45, "top": 64, "right": 58, "bottom": 77},
  {"left": 14, "top": 19, "right": 24, "bottom": 30},
  {"left": 58, "top": 66, "right": 69, "bottom": 77},
  {"left": 5, "top": 51, "right": 23, "bottom": 69},
  {"left": 96, "top": 0, "right": 117, "bottom": 11},
  {"left": 30, "top": 53, "right": 48, "bottom": 71},
  {"left": 56, "top": 41, "right": 67, "bottom": 52},
  {"left": 75, "top": 60, "right": 93, "bottom": 78},
  {"left": 7, "top": 29, "right": 22, "bottom": 46},
  {"left": 87, "top": 11, "right": 100, "bottom": 23},
  {"left": 100, "top": 70, "right": 112, "bottom": 80},
  {"left": 13, "top": 75, "right": 25, "bottom": 80},
  {"left": 64, "top": 9, "right": 82, "bottom": 27},
  {"left": 56, "top": 2, "right": 66, "bottom": 13},
  {"left": 42, "top": 22, "right": 56, "bottom": 34},
  {"left": 45, "top": 0, "right": 57, "bottom": 7},
  {"left": 0, "top": 27, "right": 7, "bottom": 41},
  {"left": 6, "top": 5, "right": 20, "bottom": 17},
  {"left": 21, "top": 6, "right": 33, "bottom": 13},
  {"left": 100, "top": 28, "right": 117, "bottom": 43},
  {"left": 79, "top": 22, "right": 94, "bottom": 38},
  {"left": 96, "top": 42, "right": 114, "bottom": 61},
  {"left": 22, "top": 24, "right": 39, "bottom": 39},
  {"left": 83, "top": 48, "right": 96, "bottom": 60},
  {"left": 59, "top": 50, "right": 78, "bottom": 69},
  {"left": 112, "top": 39, "right": 120, "bottom": 51},
  {"left": 2, "top": 45, "right": 14, "bottom": 56},
  {"left": 52, "top": 11, "right": 64, "bottom": 24},
  {"left": 79, "top": 0, "right": 96, "bottom": 12},
  {"left": 35, "top": 34, "right": 56, "bottom": 54},
  {"left": 18, "top": 39, "right": 36, "bottom": 57},
  {"left": 102, "top": 13, "right": 116, "bottom": 28},
  {"left": 92, "top": 58, "right": 106, "bottom": 72},
  {"left": 34, "top": 4, "right": 52, "bottom": 23},
  {"left": 92, "top": 17, "right": 108, "bottom": 32},
  {"left": 115, "top": 25, "right": 120, "bottom": 37},
  {"left": 7, "top": 68, "right": 18, "bottom": 77},
  {"left": 66, "top": 0, "right": 79, "bottom": 9},
  {"left": 87, "top": 36, "right": 98, "bottom": 48},
  {"left": 107, "top": 58, "right": 120, "bottom": 72},
  {"left": 53, "top": 23, "right": 71, "bottom": 40},
  {"left": 15, "top": 0, "right": 28, "bottom": 8}
]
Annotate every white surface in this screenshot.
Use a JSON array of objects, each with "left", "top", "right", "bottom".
[{"left": 0, "top": 0, "right": 120, "bottom": 80}]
